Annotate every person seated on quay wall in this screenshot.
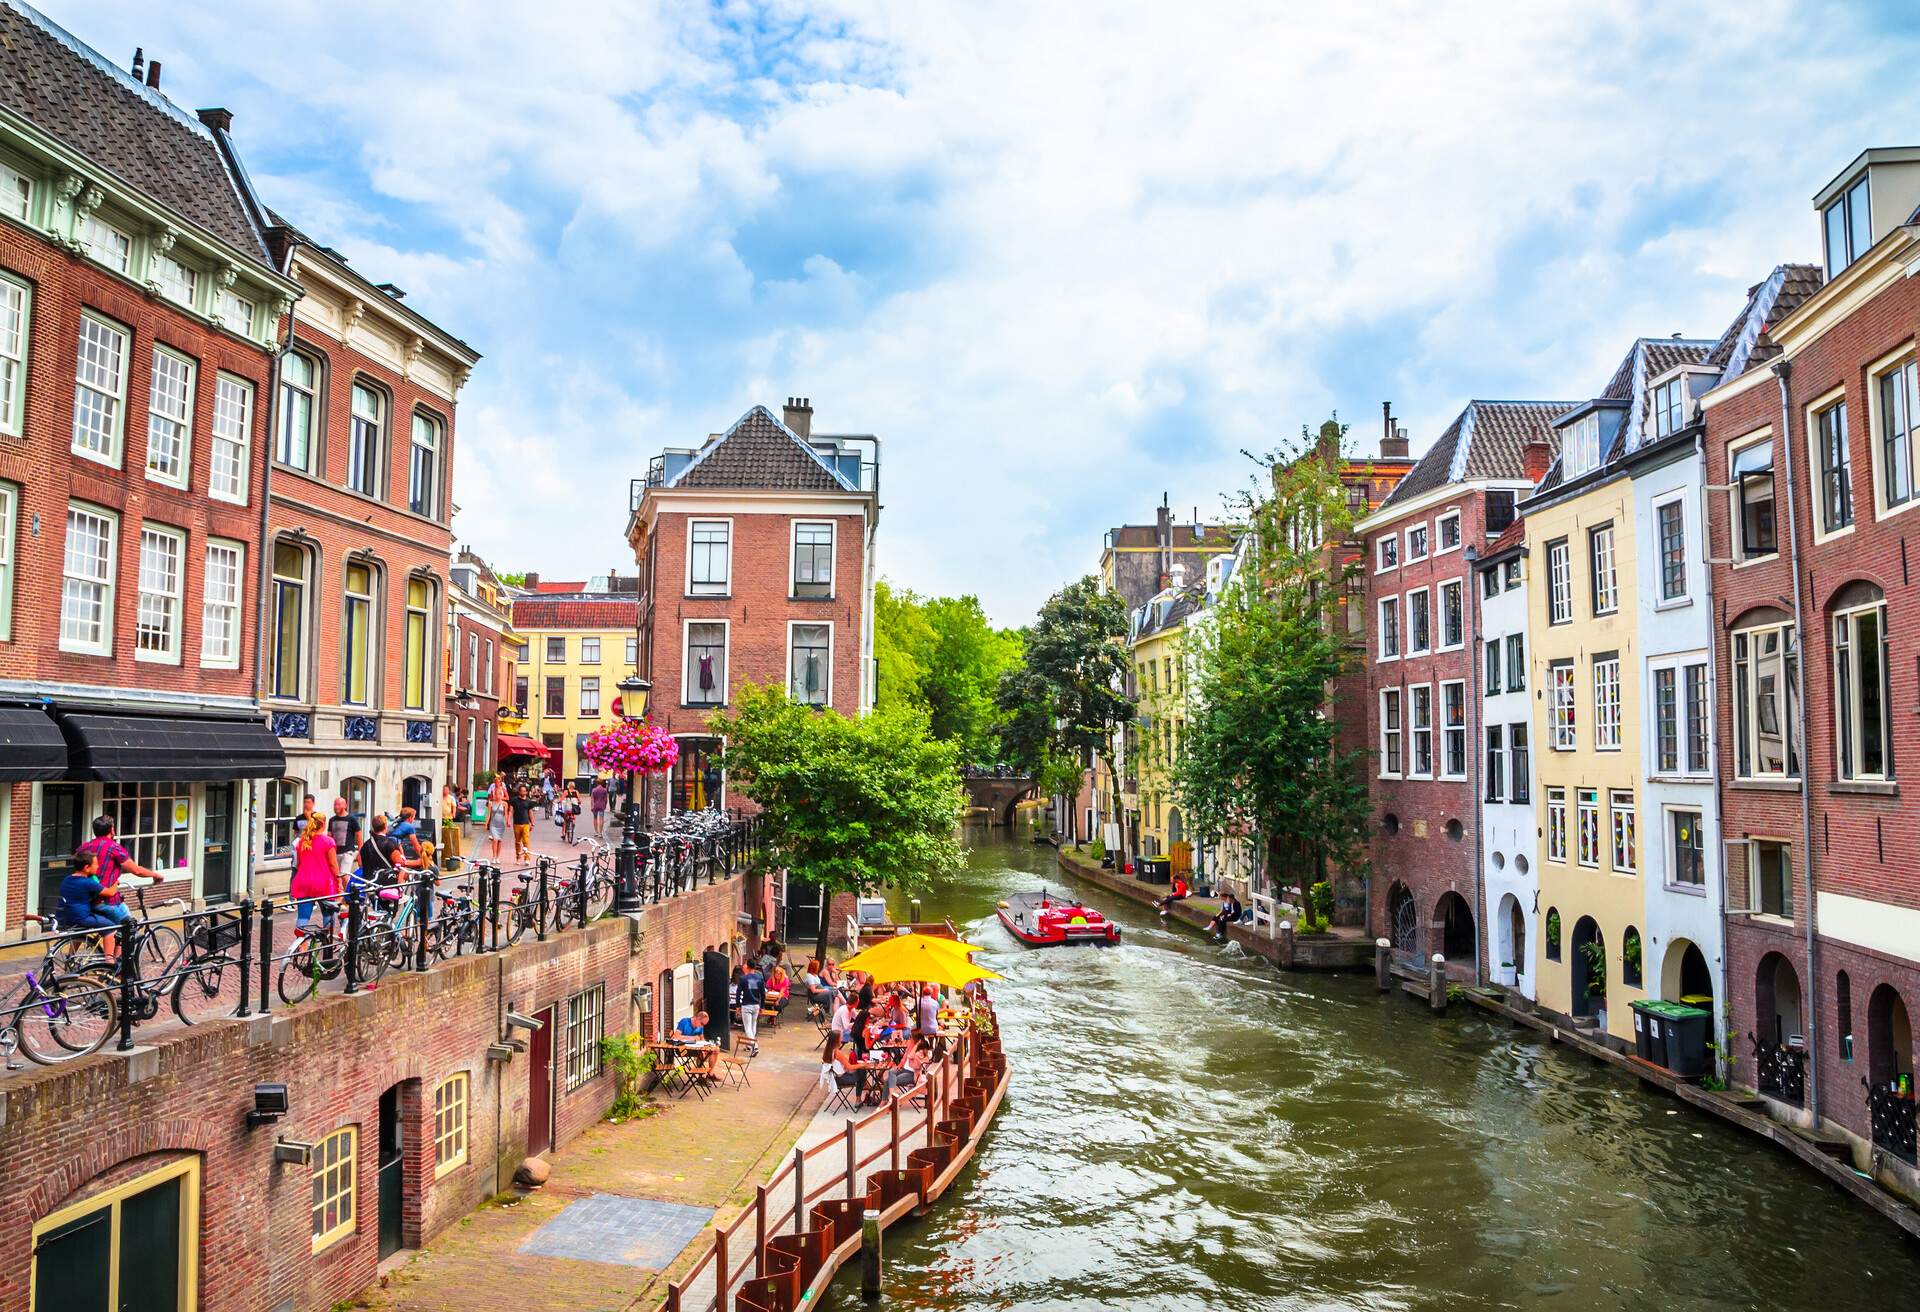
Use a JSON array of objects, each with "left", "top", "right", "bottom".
[
  {"left": 1155, "top": 873, "right": 1191, "bottom": 915},
  {"left": 1207, "top": 892, "right": 1244, "bottom": 941}
]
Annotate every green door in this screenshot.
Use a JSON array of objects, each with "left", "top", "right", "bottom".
[{"left": 201, "top": 784, "right": 234, "bottom": 903}]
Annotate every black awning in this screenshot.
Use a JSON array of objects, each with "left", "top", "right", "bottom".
[
  {"left": 58, "top": 711, "right": 287, "bottom": 782},
  {"left": 0, "top": 705, "right": 67, "bottom": 780}
]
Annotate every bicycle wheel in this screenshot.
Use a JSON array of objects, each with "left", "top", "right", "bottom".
[
  {"left": 277, "top": 940, "right": 322, "bottom": 1005},
  {"left": 503, "top": 895, "right": 531, "bottom": 946},
  {"left": 351, "top": 923, "right": 395, "bottom": 987},
  {"left": 137, "top": 924, "right": 185, "bottom": 979},
  {"left": 584, "top": 870, "right": 615, "bottom": 920},
  {"left": 172, "top": 953, "right": 244, "bottom": 1025},
  {"left": 14, "top": 971, "right": 117, "bottom": 1063}
]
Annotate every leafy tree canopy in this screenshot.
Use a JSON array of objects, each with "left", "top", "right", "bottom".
[
  {"left": 874, "top": 581, "right": 1023, "bottom": 762},
  {"left": 994, "top": 575, "right": 1132, "bottom": 800}
]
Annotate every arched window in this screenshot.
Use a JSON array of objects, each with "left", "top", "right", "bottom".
[
  {"left": 1838, "top": 969, "right": 1855, "bottom": 1062},
  {"left": 1830, "top": 581, "right": 1892, "bottom": 782},
  {"left": 277, "top": 348, "right": 319, "bottom": 472},
  {"left": 270, "top": 539, "right": 313, "bottom": 701},
  {"left": 1622, "top": 926, "right": 1643, "bottom": 988},
  {"left": 409, "top": 409, "right": 443, "bottom": 518},
  {"left": 347, "top": 379, "right": 385, "bottom": 496},
  {"left": 403, "top": 575, "right": 434, "bottom": 711},
  {"left": 1545, "top": 907, "right": 1562, "bottom": 961},
  {"left": 342, "top": 557, "right": 379, "bottom": 706}
]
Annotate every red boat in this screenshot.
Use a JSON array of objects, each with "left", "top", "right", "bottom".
[{"left": 997, "top": 890, "right": 1121, "bottom": 947}]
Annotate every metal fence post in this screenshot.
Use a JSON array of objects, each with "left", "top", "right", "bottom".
[
  {"left": 576, "top": 852, "right": 590, "bottom": 926},
  {"left": 794, "top": 1146, "right": 805, "bottom": 1236},
  {"left": 235, "top": 898, "right": 254, "bottom": 1019},
  {"left": 486, "top": 864, "right": 501, "bottom": 950},
  {"left": 344, "top": 889, "right": 362, "bottom": 994},
  {"left": 845, "top": 1118, "right": 857, "bottom": 1199},
  {"left": 755, "top": 1183, "right": 768, "bottom": 1277},
  {"left": 536, "top": 858, "right": 550, "bottom": 941},
  {"left": 890, "top": 1094, "right": 901, "bottom": 1172},
  {"left": 414, "top": 872, "right": 434, "bottom": 973},
  {"left": 115, "top": 918, "right": 137, "bottom": 1051},
  {"left": 258, "top": 898, "right": 275, "bottom": 1015}
]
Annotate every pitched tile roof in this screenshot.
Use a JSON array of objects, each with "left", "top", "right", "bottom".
[
  {"left": 509, "top": 598, "right": 638, "bottom": 630},
  {"left": 1379, "top": 401, "right": 1572, "bottom": 510},
  {"left": 0, "top": 3, "right": 269, "bottom": 264},
  {"left": 1132, "top": 586, "right": 1206, "bottom": 641},
  {"left": 669, "top": 405, "right": 856, "bottom": 492},
  {"left": 1484, "top": 517, "right": 1527, "bottom": 559},
  {"left": 1704, "top": 263, "right": 1824, "bottom": 382}
]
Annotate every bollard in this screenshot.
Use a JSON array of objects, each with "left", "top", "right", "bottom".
[
  {"left": 1429, "top": 953, "right": 1447, "bottom": 1011},
  {"left": 861, "top": 1208, "right": 883, "bottom": 1299},
  {"left": 258, "top": 898, "right": 275, "bottom": 1014},
  {"left": 116, "top": 917, "right": 137, "bottom": 1051},
  {"left": 235, "top": 899, "right": 254, "bottom": 1019},
  {"left": 793, "top": 1146, "right": 805, "bottom": 1237},
  {"left": 1278, "top": 919, "right": 1296, "bottom": 970},
  {"left": 1374, "top": 937, "right": 1392, "bottom": 993},
  {"left": 845, "top": 1118, "right": 858, "bottom": 1199}
]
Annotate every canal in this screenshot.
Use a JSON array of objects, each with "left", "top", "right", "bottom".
[{"left": 839, "top": 824, "right": 1920, "bottom": 1309}]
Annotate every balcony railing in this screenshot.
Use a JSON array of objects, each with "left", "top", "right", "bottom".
[
  {"left": 1751, "top": 1034, "right": 1807, "bottom": 1106},
  {"left": 1867, "top": 1079, "right": 1918, "bottom": 1164}
]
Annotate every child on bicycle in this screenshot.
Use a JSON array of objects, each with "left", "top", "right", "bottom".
[{"left": 56, "top": 849, "right": 124, "bottom": 959}]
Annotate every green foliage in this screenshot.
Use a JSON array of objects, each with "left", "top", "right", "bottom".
[
  {"left": 875, "top": 581, "right": 1024, "bottom": 762},
  {"left": 1545, "top": 909, "right": 1562, "bottom": 954},
  {"left": 472, "top": 769, "right": 496, "bottom": 789},
  {"left": 1624, "top": 928, "right": 1643, "bottom": 981},
  {"left": 712, "top": 684, "right": 966, "bottom": 948},
  {"left": 1578, "top": 938, "right": 1608, "bottom": 1000},
  {"left": 1173, "top": 419, "right": 1370, "bottom": 902},
  {"left": 1089, "top": 836, "right": 1106, "bottom": 860},
  {"left": 600, "top": 1033, "right": 656, "bottom": 1121},
  {"left": 1309, "top": 880, "right": 1334, "bottom": 924},
  {"left": 995, "top": 575, "right": 1132, "bottom": 805},
  {"left": 495, "top": 571, "right": 527, "bottom": 588}
]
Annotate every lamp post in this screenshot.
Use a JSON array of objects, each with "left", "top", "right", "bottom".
[{"left": 614, "top": 674, "right": 652, "bottom": 915}]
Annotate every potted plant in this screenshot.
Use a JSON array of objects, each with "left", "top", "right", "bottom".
[
  {"left": 1497, "top": 960, "right": 1518, "bottom": 988},
  {"left": 1579, "top": 938, "right": 1608, "bottom": 1031}
]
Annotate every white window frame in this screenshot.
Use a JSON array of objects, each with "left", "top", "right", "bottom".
[
  {"left": 209, "top": 372, "right": 252, "bottom": 504},
  {"left": 1505, "top": 633, "right": 1525, "bottom": 693},
  {"left": 409, "top": 409, "right": 442, "bottom": 519},
  {"left": 151, "top": 251, "right": 198, "bottom": 309},
  {"left": 1666, "top": 805, "right": 1706, "bottom": 891},
  {"left": 580, "top": 636, "right": 601, "bottom": 664},
  {"left": 1378, "top": 687, "right": 1403, "bottom": 779},
  {"left": 343, "top": 561, "right": 376, "bottom": 705},
  {"left": 0, "top": 159, "right": 31, "bottom": 222},
  {"left": 1651, "top": 490, "right": 1689, "bottom": 605},
  {"left": 434, "top": 1073, "right": 469, "bottom": 1178},
  {"left": 1727, "top": 428, "right": 1779, "bottom": 565},
  {"left": 60, "top": 501, "right": 118, "bottom": 655},
  {"left": 216, "top": 286, "right": 255, "bottom": 335},
  {"left": 277, "top": 349, "right": 317, "bottom": 473},
  {"left": 1732, "top": 619, "right": 1798, "bottom": 781},
  {"left": 683, "top": 618, "right": 730, "bottom": 707},
  {"left": 1593, "top": 655, "right": 1621, "bottom": 751},
  {"left": 82, "top": 212, "right": 132, "bottom": 273},
  {"left": 1407, "top": 683, "right": 1433, "bottom": 779},
  {"left": 1805, "top": 385, "right": 1854, "bottom": 542},
  {"left": 1439, "top": 678, "right": 1467, "bottom": 780},
  {"left": 1405, "top": 586, "right": 1431, "bottom": 655},
  {"left": 1609, "top": 788, "right": 1636, "bottom": 874},
  {"left": 72, "top": 311, "right": 129, "bottom": 466},
  {"left": 787, "top": 619, "right": 834, "bottom": 706},
  {"left": 686, "top": 518, "right": 733, "bottom": 596},
  {"left": 625, "top": 636, "right": 637, "bottom": 667},
  {"left": 1375, "top": 533, "right": 1399, "bottom": 573},
  {"left": 1576, "top": 787, "right": 1601, "bottom": 869},
  {"left": 1833, "top": 596, "right": 1893, "bottom": 783},
  {"left": 564, "top": 984, "right": 605, "bottom": 1089},
  {"left": 200, "top": 538, "right": 243, "bottom": 669},
  {"left": 144, "top": 345, "right": 194, "bottom": 489},
  {"left": 1434, "top": 509, "right": 1462, "bottom": 555},
  {"left": 579, "top": 675, "right": 600, "bottom": 717},
  {"left": 1562, "top": 411, "right": 1601, "bottom": 479},
  {"left": 1867, "top": 346, "right": 1920, "bottom": 523},
  {"left": 1405, "top": 522, "right": 1430, "bottom": 563},
  {"left": 791, "top": 520, "right": 835, "bottom": 597},
  {"left": 1648, "top": 654, "right": 1711, "bottom": 780},
  {"left": 1589, "top": 522, "right": 1618, "bottom": 616},
  {"left": 1437, "top": 578, "right": 1465, "bottom": 651},
  {"left": 1485, "top": 724, "right": 1505, "bottom": 802},
  {"left": 0, "top": 271, "right": 30, "bottom": 437},
  {"left": 1545, "top": 787, "right": 1568, "bottom": 863},
  {"left": 347, "top": 380, "right": 383, "bottom": 497},
  {"left": 1376, "top": 595, "right": 1400, "bottom": 662},
  {"left": 1546, "top": 539, "right": 1571, "bottom": 623},
  {"left": 545, "top": 635, "right": 566, "bottom": 664},
  {"left": 134, "top": 523, "right": 185, "bottom": 664},
  {"left": 0, "top": 480, "right": 12, "bottom": 641},
  {"left": 1549, "top": 661, "right": 1576, "bottom": 750}
]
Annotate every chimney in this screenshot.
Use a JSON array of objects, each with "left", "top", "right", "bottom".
[
  {"left": 146, "top": 60, "right": 162, "bottom": 90},
  {"left": 523, "top": 572, "right": 540, "bottom": 588},
  {"left": 131, "top": 48, "right": 144, "bottom": 82},
  {"left": 1156, "top": 495, "right": 1173, "bottom": 586},
  {"left": 1523, "top": 439, "right": 1551, "bottom": 486},
  {"left": 197, "top": 107, "right": 233, "bottom": 133},
  {"left": 1170, "top": 562, "right": 1188, "bottom": 590},
  {"left": 783, "top": 396, "right": 813, "bottom": 440},
  {"left": 1380, "top": 402, "right": 1410, "bottom": 459}
]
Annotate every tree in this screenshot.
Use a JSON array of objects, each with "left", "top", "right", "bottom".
[
  {"left": 993, "top": 663, "right": 1084, "bottom": 799},
  {"left": 874, "top": 582, "right": 1022, "bottom": 762},
  {"left": 713, "top": 682, "right": 966, "bottom": 959},
  {"left": 874, "top": 580, "right": 934, "bottom": 713},
  {"left": 1173, "top": 419, "right": 1371, "bottom": 907}
]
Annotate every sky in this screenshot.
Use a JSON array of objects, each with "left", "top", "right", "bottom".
[{"left": 61, "top": 0, "right": 1920, "bottom": 625}]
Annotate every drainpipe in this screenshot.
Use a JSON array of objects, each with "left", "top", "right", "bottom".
[
  {"left": 1694, "top": 427, "right": 1734, "bottom": 1075},
  {"left": 1465, "top": 542, "right": 1485, "bottom": 987},
  {"left": 1772, "top": 358, "right": 1820, "bottom": 1122}
]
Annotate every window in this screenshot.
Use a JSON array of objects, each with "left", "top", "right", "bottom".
[
  {"left": 1409, "top": 685, "right": 1433, "bottom": 777},
  {"left": 1407, "top": 588, "right": 1430, "bottom": 654},
  {"left": 1406, "top": 523, "right": 1429, "bottom": 561},
  {"left": 1576, "top": 788, "right": 1601, "bottom": 868},
  {"left": 1549, "top": 661, "right": 1576, "bottom": 749},
  {"left": 277, "top": 350, "right": 316, "bottom": 471},
  {"left": 1503, "top": 558, "right": 1522, "bottom": 591},
  {"left": 483, "top": 640, "right": 494, "bottom": 694},
  {"left": 1833, "top": 591, "right": 1892, "bottom": 781},
  {"left": 579, "top": 676, "right": 600, "bottom": 716},
  {"left": 1839, "top": 970, "right": 1856, "bottom": 1062},
  {"left": 1377, "top": 596, "right": 1400, "bottom": 660},
  {"left": 1505, "top": 633, "right": 1525, "bottom": 692},
  {"left": 343, "top": 561, "right": 374, "bottom": 705},
  {"left": 1656, "top": 499, "right": 1686, "bottom": 600},
  {"left": 1485, "top": 635, "right": 1502, "bottom": 694},
  {"left": 1685, "top": 663, "right": 1708, "bottom": 773},
  {"left": 1610, "top": 789, "right": 1636, "bottom": 873},
  {"left": 1436, "top": 510, "right": 1461, "bottom": 552},
  {"left": 1440, "top": 680, "right": 1466, "bottom": 778},
  {"left": 434, "top": 1074, "right": 469, "bottom": 1177},
  {"left": 141, "top": 350, "right": 194, "bottom": 490},
  {"left": 1563, "top": 411, "right": 1602, "bottom": 478},
  {"left": 0, "top": 161, "right": 28, "bottom": 220},
  {"left": 0, "top": 273, "right": 29, "bottom": 436},
  {"left": 544, "top": 676, "right": 565, "bottom": 715},
  {"left": 60, "top": 503, "right": 117, "bottom": 653},
  {"left": 1670, "top": 809, "right": 1704, "bottom": 887},
  {"left": 1589, "top": 523, "right": 1617, "bottom": 615},
  {"left": 466, "top": 632, "right": 479, "bottom": 688},
  {"left": 794, "top": 522, "right": 833, "bottom": 596},
  {"left": 1733, "top": 620, "right": 1799, "bottom": 779},
  {"left": 1509, "top": 723, "right": 1530, "bottom": 802},
  {"left": 1593, "top": 655, "right": 1620, "bottom": 750},
  {"left": 1823, "top": 174, "right": 1872, "bottom": 278},
  {"left": 348, "top": 382, "right": 382, "bottom": 496},
  {"left": 1485, "top": 725, "right": 1505, "bottom": 801},
  {"left": 1815, "top": 400, "right": 1852, "bottom": 532},
  {"left": 1482, "top": 566, "right": 1501, "bottom": 601},
  {"left": 1655, "top": 667, "right": 1679, "bottom": 773},
  {"left": 409, "top": 411, "right": 441, "bottom": 517},
  {"left": 689, "top": 520, "right": 731, "bottom": 595},
  {"left": 1877, "top": 358, "right": 1918, "bottom": 512},
  {"left": 82, "top": 213, "right": 131, "bottom": 272},
  {"left": 217, "top": 286, "right": 255, "bottom": 332},
  {"left": 514, "top": 675, "right": 529, "bottom": 714},
  {"left": 264, "top": 778, "right": 300, "bottom": 857},
  {"left": 564, "top": 985, "right": 605, "bottom": 1088},
  {"left": 152, "top": 252, "right": 197, "bottom": 308},
  {"left": 0, "top": 481, "right": 13, "bottom": 640},
  {"left": 1376, "top": 534, "right": 1398, "bottom": 571},
  {"left": 1486, "top": 489, "right": 1517, "bottom": 534},
  {"left": 1546, "top": 539, "right": 1570, "bottom": 623},
  {"left": 1731, "top": 437, "right": 1777, "bottom": 559},
  {"left": 573, "top": 636, "right": 599, "bottom": 667},
  {"left": 790, "top": 623, "right": 831, "bottom": 705},
  {"left": 546, "top": 636, "right": 566, "bottom": 663},
  {"left": 311, "top": 1126, "right": 358, "bottom": 1252},
  {"left": 134, "top": 525, "right": 184, "bottom": 661},
  {"left": 1439, "top": 580, "right": 1463, "bottom": 649},
  {"left": 404, "top": 577, "right": 431, "bottom": 710},
  {"left": 1379, "top": 688, "right": 1403, "bottom": 776},
  {"left": 270, "top": 541, "right": 307, "bottom": 699},
  {"left": 103, "top": 782, "right": 191, "bottom": 872},
  {"left": 625, "top": 636, "right": 637, "bottom": 667},
  {"left": 30, "top": 1157, "right": 199, "bottom": 1312},
  {"left": 73, "top": 313, "right": 128, "bottom": 463},
  {"left": 686, "top": 621, "right": 727, "bottom": 705},
  {"left": 1652, "top": 376, "right": 1686, "bottom": 439},
  {"left": 1751, "top": 839, "right": 1792, "bottom": 919},
  {"left": 209, "top": 373, "right": 252, "bottom": 503},
  {"left": 1546, "top": 788, "right": 1567, "bottom": 862}
]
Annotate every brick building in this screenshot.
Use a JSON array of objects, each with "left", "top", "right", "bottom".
[
  {"left": 1360, "top": 400, "right": 1567, "bottom": 971},
  {"left": 0, "top": 7, "right": 298, "bottom": 925},
  {"left": 250, "top": 218, "right": 479, "bottom": 891},
  {"left": 447, "top": 547, "right": 531, "bottom": 794},
  {"left": 627, "top": 399, "right": 879, "bottom": 944}
]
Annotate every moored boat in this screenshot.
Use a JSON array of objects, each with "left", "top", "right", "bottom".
[{"left": 997, "top": 889, "right": 1121, "bottom": 947}]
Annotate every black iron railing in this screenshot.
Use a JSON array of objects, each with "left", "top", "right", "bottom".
[
  {"left": 1866, "top": 1079, "right": 1918, "bottom": 1164},
  {"left": 1751, "top": 1033, "right": 1807, "bottom": 1106}
]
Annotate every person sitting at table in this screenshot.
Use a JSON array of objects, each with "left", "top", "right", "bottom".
[
  {"left": 675, "top": 1009, "right": 719, "bottom": 1078},
  {"left": 766, "top": 963, "right": 792, "bottom": 1011},
  {"left": 824, "top": 1037, "right": 874, "bottom": 1106},
  {"left": 1206, "top": 891, "right": 1244, "bottom": 941},
  {"left": 883, "top": 1041, "right": 924, "bottom": 1097},
  {"left": 803, "top": 959, "right": 834, "bottom": 1015},
  {"left": 1155, "top": 873, "right": 1191, "bottom": 915},
  {"left": 830, "top": 993, "right": 855, "bottom": 1047}
]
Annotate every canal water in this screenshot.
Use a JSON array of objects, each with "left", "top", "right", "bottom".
[{"left": 838, "top": 824, "right": 1920, "bottom": 1310}]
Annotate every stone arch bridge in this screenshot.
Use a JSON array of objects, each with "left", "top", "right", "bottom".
[{"left": 961, "top": 773, "right": 1037, "bottom": 827}]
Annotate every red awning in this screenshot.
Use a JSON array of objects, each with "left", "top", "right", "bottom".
[{"left": 497, "top": 733, "right": 550, "bottom": 764}]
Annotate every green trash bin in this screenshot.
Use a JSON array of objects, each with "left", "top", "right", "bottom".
[
  {"left": 1138, "top": 856, "right": 1171, "bottom": 885},
  {"left": 1630, "top": 1000, "right": 1659, "bottom": 1062},
  {"left": 1635, "top": 999, "right": 1712, "bottom": 1077}
]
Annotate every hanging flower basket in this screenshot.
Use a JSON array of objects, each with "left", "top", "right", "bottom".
[{"left": 581, "top": 721, "right": 680, "bottom": 775}]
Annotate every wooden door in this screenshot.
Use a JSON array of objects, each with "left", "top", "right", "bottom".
[{"left": 526, "top": 1005, "right": 554, "bottom": 1157}]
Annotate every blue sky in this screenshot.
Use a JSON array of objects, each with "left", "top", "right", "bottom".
[{"left": 60, "top": 0, "right": 1920, "bottom": 624}]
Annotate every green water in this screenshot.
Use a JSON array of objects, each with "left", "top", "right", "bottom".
[{"left": 836, "top": 825, "right": 1920, "bottom": 1310}]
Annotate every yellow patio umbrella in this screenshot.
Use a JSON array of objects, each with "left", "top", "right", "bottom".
[{"left": 837, "top": 933, "right": 1005, "bottom": 988}]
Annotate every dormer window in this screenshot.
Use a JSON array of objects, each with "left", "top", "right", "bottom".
[
  {"left": 1562, "top": 412, "right": 1601, "bottom": 479},
  {"left": 1653, "top": 376, "right": 1688, "bottom": 439},
  {"left": 1823, "top": 175, "right": 1872, "bottom": 279}
]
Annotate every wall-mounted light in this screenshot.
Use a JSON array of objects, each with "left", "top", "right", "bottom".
[
  {"left": 273, "top": 1139, "right": 314, "bottom": 1166},
  {"left": 247, "top": 1082, "right": 289, "bottom": 1128}
]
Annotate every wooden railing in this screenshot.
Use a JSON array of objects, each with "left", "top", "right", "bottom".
[{"left": 665, "top": 995, "right": 1008, "bottom": 1312}]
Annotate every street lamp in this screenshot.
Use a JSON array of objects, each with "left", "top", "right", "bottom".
[{"left": 614, "top": 674, "right": 652, "bottom": 915}]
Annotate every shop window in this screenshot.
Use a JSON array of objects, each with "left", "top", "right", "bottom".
[
  {"left": 565, "top": 985, "right": 605, "bottom": 1089},
  {"left": 104, "top": 782, "right": 192, "bottom": 876}
]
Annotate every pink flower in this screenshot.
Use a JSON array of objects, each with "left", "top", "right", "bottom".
[{"left": 581, "top": 720, "right": 680, "bottom": 775}]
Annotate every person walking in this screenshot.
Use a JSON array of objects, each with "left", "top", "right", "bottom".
[
  {"left": 326, "top": 797, "right": 362, "bottom": 880},
  {"left": 440, "top": 782, "right": 463, "bottom": 860},
  {"left": 289, "top": 813, "right": 340, "bottom": 932},
  {"left": 509, "top": 784, "right": 534, "bottom": 863},
  {"left": 589, "top": 778, "right": 610, "bottom": 838},
  {"left": 540, "top": 772, "right": 556, "bottom": 818},
  {"left": 738, "top": 958, "right": 765, "bottom": 1055},
  {"left": 485, "top": 775, "right": 509, "bottom": 861}
]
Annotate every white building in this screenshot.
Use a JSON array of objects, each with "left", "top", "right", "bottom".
[{"left": 1476, "top": 525, "right": 1539, "bottom": 997}]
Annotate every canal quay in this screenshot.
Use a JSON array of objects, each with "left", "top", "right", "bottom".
[{"left": 838, "top": 826, "right": 1920, "bottom": 1309}]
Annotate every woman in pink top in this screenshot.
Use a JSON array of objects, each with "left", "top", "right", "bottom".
[{"left": 289, "top": 814, "right": 340, "bottom": 931}]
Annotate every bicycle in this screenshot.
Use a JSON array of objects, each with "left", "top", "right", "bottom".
[
  {"left": 2, "top": 915, "right": 119, "bottom": 1063},
  {"left": 277, "top": 896, "right": 393, "bottom": 1005},
  {"left": 63, "top": 888, "right": 246, "bottom": 1031}
]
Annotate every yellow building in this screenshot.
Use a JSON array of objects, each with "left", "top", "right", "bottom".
[
  {"left": 511, "top": 579, "right": 641, "bottom": 782},
  {"left": 1523, "top": 402, "right": 1648, "bottom": 1043},
  {"left": 1129, "top": 586, "right": 1203, "bottom": 871}
]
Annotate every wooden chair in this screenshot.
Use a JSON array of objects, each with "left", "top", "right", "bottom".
[{"left": 718, "top": 1036, "right": 755, "bottom": 1090}]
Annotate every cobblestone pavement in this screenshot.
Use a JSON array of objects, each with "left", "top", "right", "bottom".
[{"left": 363, "top": 1006, "right": 828, "bottom": 1312}]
